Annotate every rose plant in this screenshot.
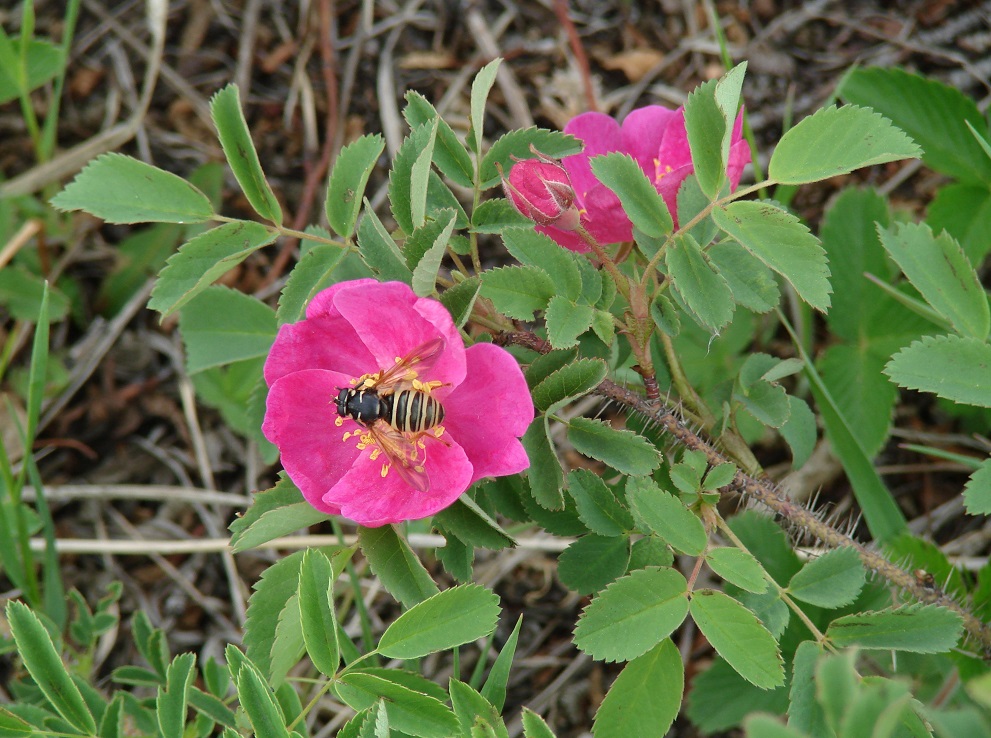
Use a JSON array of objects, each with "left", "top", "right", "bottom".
[{"left": 40, "top": 54, "right": 991, "bottom": 738}]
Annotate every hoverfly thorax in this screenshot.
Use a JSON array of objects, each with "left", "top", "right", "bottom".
[{"left": 332, "top": 338, "right": 450, "bottom": 492}]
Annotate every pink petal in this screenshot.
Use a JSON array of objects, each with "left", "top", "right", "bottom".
[
  {"left": 331, "top": 432, "right": 473, "bottom": 526},
  {"left": 620, "top": 105, "right": 677, "bottom": 177},
  {"left": 334, "top": 282, "right": 467, "bottom": 390},
  {"left": 443, "top": 343, "right": 533, "bottom": 485},
  {"left": 305, "top": 278, "right": 379, "bottom": 321},
  {"left": 655, "top": 163, "right": 693, "bottom": 224},
  {"left": 582, "top": 183, "right": 633, "bottom": 245},
  {"left": 264, "top": 318, "right": 374, "bottom": 386},
  {"left": 562, "top": 112, "right": 622, "bottom": 202},
  {"left": 262, "top": 369, "right": 359, "bottom": 514},
  {"left": 656, "top": 107, "right": 692, "bottom": 176},
  {"left": 536, "top": 224, "right": 589, "bottom": 253},
  {"left": 727, "top": 139, "right": 750, "bottom": 190}
]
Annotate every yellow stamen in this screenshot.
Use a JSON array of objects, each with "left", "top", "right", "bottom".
[
  {"left": 370, "top": 448, "right": 381, "bottom": 461},
  {"left": 335, "top": 417, "right": 344, "bottom": 427},
  {"left": 381, "top": 464, "right": 390, "bottom": 478}
]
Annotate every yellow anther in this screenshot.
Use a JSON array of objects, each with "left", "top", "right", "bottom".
[
  {"left": 433, "top": 426, "right": 445, "bottom": 438},
  {"left": 414, "top": 465, "right": 425, "bottom": 473},
  {"left": 370, "top": 448, "right": 381, "bottom": 461},
  {"left": 342, "top": 431, "right": 352, "bottom": 441},
  {"left": 335, "top": 417, "right": 344, "bottom": 427},
  {"left": 356, "top": 442, "right": 367, "bottom": 450},
  {"left": 381, "top": 464, "right": 390, "bottom": 478}
]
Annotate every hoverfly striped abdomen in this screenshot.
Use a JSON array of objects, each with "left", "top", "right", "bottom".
[{"left": 385, "top": 389, "right": 445, "bottom": 433}]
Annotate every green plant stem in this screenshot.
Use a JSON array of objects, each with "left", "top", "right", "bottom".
[
  {"left": 575, "top": 226, "right": 631, "bottom": 303},
  {"left": 39, "top": 0, "right": 82, "bottom": 162},
  {"left": 716, "top": 517, "right": 834, "bottom": 650}
]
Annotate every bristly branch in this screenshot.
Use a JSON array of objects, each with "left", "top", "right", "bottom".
[{"left": 496, "top": 330, "right": 991, "bottom": 652}]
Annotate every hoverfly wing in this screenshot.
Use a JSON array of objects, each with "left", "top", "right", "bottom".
[
  {"left": 374, "top": 337, "right": 446, "bottom": 392},
  {"left": 367, "top": 420, "right": 431, "bottom": 493}
]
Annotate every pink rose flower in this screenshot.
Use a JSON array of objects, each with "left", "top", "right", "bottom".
[
  {"left": 262, "top": 280, "right": 533, "bottom": 527},
  {"left": 529, "top": 105, "right": 751, "bottom": 252}
]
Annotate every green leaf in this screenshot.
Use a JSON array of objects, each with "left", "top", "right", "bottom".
[
  {"left": 228, "top": 476, "right": 328, "bottom": 552},
  {"left": 480, "top": 265, "right": 555, "bottom": 320},
  {"left": 356, "top": 205, "right": 414, "bottom": 283},
  {"left": 686, "top": 658, "right": 790, "bottom": 734},
  {"left": 744, "top": 715, "right": 808, "bottom": 738},
  {"left": 706, "top": 547, "right": 768, "bottom": 594},
  {"left": 298, "top": 550, "right": 341, "bottom": 676},
  {"left": 0, "top": 38, "right": 62, "bottom": 103},
  {"left": 51, "top": 153, "right": 215, "bottom": 224},
  {"left": 712, "top": 201, "right": 831, "bottom": 311},
  {"left": 708, "top": 241, "right": 780, "bottom": 314},
  {"left": 684, "top": 79, "right": 726, "bottom": 198},
  {"left": 779, "top": 395, "right": 817, "bottom": 469},
  {"left": 179, "top": 286, "right": 276, "bottom": 373},
  {"left": 544, "top": 297, "right": 594, "bottom": 349},
  {"left": 7, "top": 600, "right": 96, "bottom": 734},
  {"left": 928, "top": 183, "right": 991, "bottom": 265},
  {"left": 787, "top": 640, "right": 832, "bottom": 738},
  {"left": 878, "top": 222, "right": 990, "bottom": 340},
  {"left": 404, "top": 92, "right": 474, "bottom": 188},
  {"left": 335, "top": 672, "right": 459, "bottom": 738},
  {"left": 276, "top": 243, "right": 349, "bottom": 324},
  {"left": 157, "top": 653, "right": 196, "bottom": 738},
  {"left": 768, "top": 104, "right": 921, "bottom": 185},
  {"left": 481, "top": 615, "right": 522, "bottom": 711},
  {"left": 211, "top": 85, "right": 283, "bottom": 224},
  {"left": 521, "top": 709, "right": 556, "bottom": 738},
  {"left": 449, "top": 680, "right": 507, "bottom": 738},
  {"left": 592, "top": 639, "right": 683, "bottom": 738},
  {"left": 817, "top": 344, "right": 896, "bottom": 461},
  {"left": 358, "top": 525, "right": 440, "bottom": 608},
  {"left": 573, "top": 567, "right": 689, "bottom": 662},
  {"left": 531, "top": 358, "right": 605, "bottom": 413},
  {"left": 689, "top": 590, "right": 784, "bottom": 689},
  {"left": 839, "top": 66, "right": 991, "bottom": 185},
  {"left": 469, "top": 58, "right": 501, "bottom": 155},
  {"left": 787, "top": 547, "right": 865, "bottom": 608},
  {"left": 471, "top": 199, "right": 533, "bottom": 233},
  {"left": 326, "top": 135, "right": 386, "bottom": 238},
  {"left": 819, "top": 187, "right": 895, "bottom": 341},
  {"left": 826, "top": 603, "right": 963, "bottom": 652},
  {"left": 148, "top": 220, "right": 276, "bottom": 317},
  {"left": 963, "top": 458, "right": 991, "bottom": 516},
  {"left": 439, "top": 277, "right": 481, "bottom": 329},
  {"left": 521, "top": 419, "right": 564, "bottom": 509},
  {"left": 807, "top": 363, "right": 908, "bottom": 544},
  {"left": 626, "top": 476, "right": 707, "bottom": 555},
  {"left": 0, "top": 267, "right": 70, "bottom": 321},
  {"left": 389, "top": 121, "right": 438, "bottom": 235},
  {"left": 567, "top": 468, "right": 634, "bottom": 536},
  {"left": 501, "top": 228, "right": 583, "bottom": 301},
  {"left": 409, "top": 209, "right": 457, "bottom": 297},
  {"left": 480, "top": 128, "right": 581, "bottom": 188},
  {"left": 567, "top": 417, "right": 660, "bottom": 476},
  {"left": 243, "top": 551, "right": 306, "bottom": 684},
  {"left": 227, "top": 646, "right": 291, "bottom": 738},
  {"left": 378, "top": 584, "right": 500, "bottom": 659},
  {"left": 591, "top": 153, "right": 673, "bottom": 237},
  {"left": 665, "top": 233, "right": 735, "bottom": 332},
  {"left": 735, "top": 380, "right": 790, "bottom": 429},
  {"left": 885, "top": 334, "right": 991, "bottom": 407},
  {"left": 435, "top": 498, "right": 514, "bottom": 551},
  {"left": 558, "top": 534, "right": 630, "bottom": 595}
]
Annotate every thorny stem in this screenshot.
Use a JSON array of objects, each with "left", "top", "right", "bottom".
[{"left": 495, "top": 329, "right": 991, "bottom": 652}]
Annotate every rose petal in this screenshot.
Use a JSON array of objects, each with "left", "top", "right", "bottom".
[
  {"left": 331, "top": 432, "right": 473, "bottom": 526},
  {"left": 656, "top": 107, "right": 692, "bottom": 174},
  {"left": 262, "top": 369, "right": 359, "bottom": 514},
  {"left": 621, "top": 105, "right": 677, "bottom": 177},
  {"left": 582, "top": 183, "right": 633, "bottom": 245},
  {"left": 562, "top": 112, "right": 622, "bottom": 202},
  {"left": 536, "top": 223, "right": 589, "bottom": 252},
  {"left": 333, "top": 281, "right": 467, "bottom": 390},
  {"left": 305, "top": 278, "right": 379, "bottom": 321},
  {"left": 264, "top": 318, "right": 374, "bottom": 386},
  {"left": 443, "top": 343, "right": 534, "bottom": 484}
]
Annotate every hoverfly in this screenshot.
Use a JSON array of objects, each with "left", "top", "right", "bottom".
[{"left": 334, "top": 338, "right": 447, "bottom": 492}]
